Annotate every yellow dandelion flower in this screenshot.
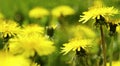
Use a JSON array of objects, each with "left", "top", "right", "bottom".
[
  {"left": 79, "top": 0, "right": 119, "bottom": 23},
  {"left": 9, "top": 34, "right": 55, "bottom": 57},
  {"left": 21, "top": 24, "right": 44, "bottom": 36},
  {"left": 61, "top": 37, "right": 92, "bottom": 55},
  {"left": 29, "top": 7, "right": 49, "bottom": 19},
  {"left": 0, "top": 19, "right": 21, "bottom": 38},
  {"left": 0, "top": 51, "right": 30, "bottom": 66},
  {"left": 107, "top": 61, "right": 120, "bottom": 66},
  {"left": 51, "top": 5, "right": 75, "bottom": 17}
]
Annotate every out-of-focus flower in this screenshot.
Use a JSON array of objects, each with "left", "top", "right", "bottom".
[
  {"left": 51, "top": 5, "right": 75, "bottom": 17},
  {"left": 0, "top": 51, "right": 30, "bottom": 66},
  {"left": 31, "top": 63, "right": 40, "bottom": 66},
  {"left": 21, "top": 24, "right": 44, "bottom": 36},
  {"left": 0, "top": 19, "right": 21, "bottom": 38},
  {"left": 79, "top": 0, "right": 119, "bottom": 23},
  {"left": 106, "top": 17, "right": 120, "bottom": 24},
  {"left": 0, "top": 13, "right": 4, "bottom": 19},
  {"left": 106, "top": 18, "right": 120, "bottom": 35},
  {"left": 116, "top": 25, "right": 120, "bottom": 33},
  {"left": 29, "top": 7, "right": 49, "bottom": 19},
  {"left": 70, "top": 25, "right": 96, "bottom": 38},
  {"left": 61, "top": 37, "right": 93, "bottom": 55},
  {"left": 91, "top": 0, "right": 104, "bottom": 9},
  {"left": 9, "top": 34, "right": 55, "bottom": 57},
  {"left": 107, "top": 61, "right": 120, "bottom": 66}
]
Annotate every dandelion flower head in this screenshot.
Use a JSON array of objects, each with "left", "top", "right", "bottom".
[
  {"left": 51, "top": 5, "right": 75, "bottom": 17},
  {"left": 61, "top": 37, "right": 93, "bottom": 55},
  {"left": 21, "top": 24, "right": 44, "bottom": 36},
  {"left": 0, "top": 19, "right": 21, "bottom": 38},
  {"left": 79, "top": 0, "right": 119, "bottom": 23},
  {"left": 9, "top": 34, "right": 55, "bottom": 57},
  {"left": 29, "top": 7, "right": 49, "bottom": 19}
]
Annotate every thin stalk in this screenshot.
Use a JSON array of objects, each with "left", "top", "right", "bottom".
[
  {"left": 97, "top": 57, "right": 100, "bottom": 66},
  {"left": 118, "top": 34, "right": 120, "bottom": 60},
  {"left": 109, "top": 36, "right": 114, "bottom": 66},
  {"left": 100, "top": 25, "right": 106, "bottom": 66},
  {"left": 85, "top": 56, "right": 89, "bottom": 66}
]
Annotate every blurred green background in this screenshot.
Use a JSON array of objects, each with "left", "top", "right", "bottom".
[{"left": 0, "top": 0, "right": 120, "bottom": 21}]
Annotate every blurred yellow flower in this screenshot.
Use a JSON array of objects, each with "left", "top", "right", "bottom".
[
  {"left": 116, "top": 25, "right": 120, "bottom": 33},
  {"left": 106, "top": 18, "right": 120, "bottom": 35},
  {"left": 31, "top": 63, "right": 40, "bottom": 66},
  {"left": 0, "top": 51, "right": 30, "bottom": 66},
  {"left": 91, "top": 0, "right": 103, "bottom": 8},
  {"left": 51, "top": 5, "right": 75, "bottom": 17},
  {"left": 0, "top": 19, "right": 20, "bottom": 38},
  {"left": 106, "top": 17, "right": 120, "bottom": 24},
  {"left": 9, "top": 34, "right": 55, "bottom": 57},
  {"left": 107, "top": 61, "right": 120, "bottom": 66},
  {"left": 29, "top": 7, "right": 49, "bottom": 18},
  {"left": 79, "top": 0, "right": 119, "bottom": 23},
  {"left": 61, "top": 37, "right": 93, "bottom": 55},
  {"left": 21, "top": 24, "right": 44, "bottom": 36},
  {"left": 70, "top": 25, "right": 96, "bottom": 38},
  {"left": 0, "top": 13, "right": 4, "bottom": 19}
]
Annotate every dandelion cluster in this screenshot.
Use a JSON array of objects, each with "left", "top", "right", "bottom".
[
  {"left": 78, "top": 0, "right": 120, "bottom": 66},
  {"left": 0, "top": 13, "right": 55, "bottom": 66},
  {"left": 1, "top": 0, "right": 120, "bottom": 66}
]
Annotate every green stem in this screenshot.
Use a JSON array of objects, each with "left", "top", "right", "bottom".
[
  {"left": 100, "top": 25, "right": 106, "bottom": 66},
  {"left": 97, "top": 57, "right": 100, "bottom": 66},
  {"left": 109, "top": 36, "right": 114, "bottom": 66},
  {"left": 118, "top": 34, "right": 120, "bottom": 60},
  {"left": 85, "top": 56, "right": 89, "bottom": 66}
]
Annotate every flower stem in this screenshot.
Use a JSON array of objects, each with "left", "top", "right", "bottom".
[
  {"left": 109, "top": 36, "right": 114, "bottom": 66},
  {"left": 100, "top": 25, "right": 106, "bottom": 66}
]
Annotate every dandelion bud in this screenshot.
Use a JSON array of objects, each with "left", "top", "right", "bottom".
[
  {"left": 14, "top": 12, "right": 24, "bottom": 25},
  {"left": 95, "top": 15, "right": 106, "bottom": 25},
  {"left": 76, "top": 47, "right": 87, "bottom": 57},
  {"left": 109, "top": 23, "right": 117, "bottom": 36},
  {"left": 46, "top": 26, "right": 54, "bottom": 37}
]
